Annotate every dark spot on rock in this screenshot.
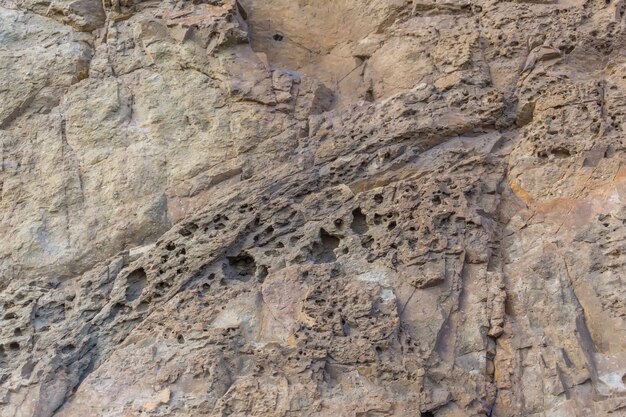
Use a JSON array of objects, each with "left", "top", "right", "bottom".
[{"left": 273, "top": 33, "right": 284, "bottom": 41}]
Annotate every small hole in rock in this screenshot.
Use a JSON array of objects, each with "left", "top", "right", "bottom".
[
  {"left": 179, "top": 223, "right": 198, "bottom": 237},
  {"left": 9, "top": 342, "right": 20, "bottom": 351},
  {"left": 351, "top": 208, "right": 369, "bottom": 234},
  {"left": 61, "top": 344, "right": 75, "bottom": 354},
  {"left": 311, "top": 228, "right": 340, "bottom": 264},
  {"left": 273, "top": 33, "right": 284, "bottom": 41},
  {"left": 551, "top": 148, "right": 571, "bottom": 158},
  {"left": 125, "top": 268, "right": 148, "bottom": 302},
  {"left": 177, "top": 334, "right": 185, "bottom": 344},
  {"left": 227, "top": 253, "right": 257, "bottom": 282}
]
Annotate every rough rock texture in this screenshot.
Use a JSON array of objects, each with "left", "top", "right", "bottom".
[{"left": 1, "top": 0, "right": 626, "bottom": 416}]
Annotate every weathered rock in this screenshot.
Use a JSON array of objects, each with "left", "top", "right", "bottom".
[{"left": 1, "top": 0, "right": 626, "bottom": 416}]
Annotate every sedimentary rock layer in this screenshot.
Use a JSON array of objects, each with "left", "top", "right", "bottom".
[{"left": 1, "top": 0, "right": 626, "bottom": 416}]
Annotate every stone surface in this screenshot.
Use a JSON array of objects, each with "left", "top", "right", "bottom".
[{"left": 0, "top": 0, "right": 626, "bottom": 416}]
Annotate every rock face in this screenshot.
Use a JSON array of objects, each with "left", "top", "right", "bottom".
[{"left": 1, "top": 0, "right": 626, "bottom": 415}]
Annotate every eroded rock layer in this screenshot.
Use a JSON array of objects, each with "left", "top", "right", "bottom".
[{"left": 1, "top": 0, "right": 626, "bottom": 416}]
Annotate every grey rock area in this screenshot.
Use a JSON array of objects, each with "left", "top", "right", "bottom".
[{"left": 1, "top": 0, "right": 626, "bottom": 416}]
